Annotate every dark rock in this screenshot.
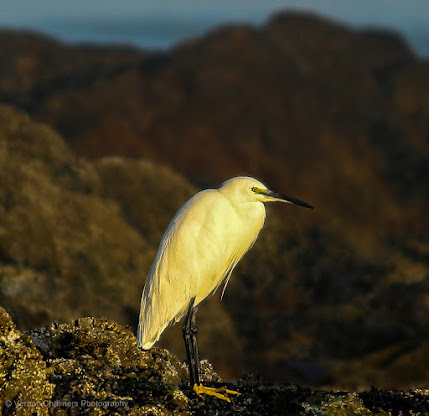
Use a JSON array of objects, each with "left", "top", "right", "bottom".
[
  {"left": 1, "top": 308, "right": 428, "bottom": 415},
  {"left": 28, "top": 314, "right": 191, "bottom": 414}
]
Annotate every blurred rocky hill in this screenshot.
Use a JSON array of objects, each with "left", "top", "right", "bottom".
[
  {"left": 1, "top": 13, "right": 429, "bottom": 225},
  {"left": 0, "top": 10, "right": 428, "bottom": 391}
]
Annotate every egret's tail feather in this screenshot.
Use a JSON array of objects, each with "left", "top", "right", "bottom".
[
  {"left": 137, "top": 290, "right": 182, "bottom": 350},
  {"left": 137, "top": 318, "right": 156, "bottom": 350},
  {"left": 137, "top": 297, "right": 160, "bottom": 350},
  {"left": 137, "top": 311, "right": 166, "bottom": 350},
  {"left": 137, "top": 261, "right": 189, "bottom": 350}
]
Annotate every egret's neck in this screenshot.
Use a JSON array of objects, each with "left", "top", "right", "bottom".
[{"left": 225, "top": 196, "right": 266, "bottom": 225}]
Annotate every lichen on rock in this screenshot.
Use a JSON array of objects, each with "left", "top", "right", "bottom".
[
  {"left": 28, "top": 316, "right": 193, "bottom": 415},
  {"left": 1, "top": 307, "right": 428, "bottom": 415},
  {"left": 0, "top": 307, "right": 54, "bottom": 415}
]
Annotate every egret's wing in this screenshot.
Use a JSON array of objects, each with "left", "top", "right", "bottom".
[{"left": 138, "top": 191, "right": 215, "bottom": 348}]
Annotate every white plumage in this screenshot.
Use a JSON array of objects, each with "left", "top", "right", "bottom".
[{"left": 137, "top": 176, "right": 313, "bottom": 350}]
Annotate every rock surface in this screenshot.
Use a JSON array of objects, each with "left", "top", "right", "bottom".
[{"left": 1, "top": 307, "right": 428, "bottom": 415}]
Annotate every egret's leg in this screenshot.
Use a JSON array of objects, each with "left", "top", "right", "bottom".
[
  {"left": 183, "top": 297, "right": 200, "bottom": 386},
  {"left": 189, "top": 302, "right": 201, "bottom": 383},
  {"left": 182, "top": 297, "right": 240, "bottom": 402}
]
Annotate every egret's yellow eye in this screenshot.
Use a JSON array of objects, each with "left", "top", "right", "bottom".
[{"left": 251, "top": 187, "right": 259, "bottom": 193}]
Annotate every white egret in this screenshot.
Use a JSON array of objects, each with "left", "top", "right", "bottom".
[{"left": 137, "top": 176, "right": 313, "bottom": 401}]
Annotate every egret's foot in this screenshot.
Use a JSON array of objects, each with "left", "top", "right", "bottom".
[{"left": 193, "top": 383, "right": 240, "bottom": 403}]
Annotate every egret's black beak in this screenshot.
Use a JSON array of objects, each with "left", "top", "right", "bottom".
[{"left": 262, "top": 190, "right": 315, "bottom": 209}]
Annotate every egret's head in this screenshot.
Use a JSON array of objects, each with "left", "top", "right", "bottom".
[{"left": 219, "top": 176, "right": 314, "bottom": 209}]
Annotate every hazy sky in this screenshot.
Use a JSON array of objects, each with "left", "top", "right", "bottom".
[
  {"left": 0, "top": 0, "right": 427, "bottom": 20},
  {"left": 0, "top": 0, "right": 428, "bottom": 55}
]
